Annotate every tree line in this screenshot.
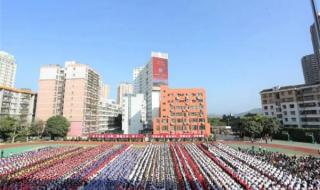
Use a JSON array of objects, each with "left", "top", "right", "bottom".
[
  {"left": 0, "top": 115, "right": 70, "bottom": 143},
  {"left": 209, "top": 114, "right": 280, "bottom": 139}
]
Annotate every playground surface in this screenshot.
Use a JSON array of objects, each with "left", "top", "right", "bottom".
[{"left": 0, "top": 139, "right": 319, "bottom": 157}]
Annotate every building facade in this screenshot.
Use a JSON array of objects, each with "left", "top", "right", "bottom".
[
  {"left": 122, "top": 94, "right": 146, "bottom": 134},
  {"left": 302, "top": 54, "right": 320, "bottom": 84},
  {"left": 133, "top": 52, "right": 168, "bottom": 129},
  {"left": 100, "top": 83, "right": 110, "bottom": 100},
  {"left": 0, "top": 86, "right": 36, "bottom": 126},
  {"left": 36, "top": 65, "right": 65, "bottom": 121},
  {"left": 0, "top": 51, "right": 17, "bottom": 88},
  {"left": 261, "top": 83, "right": 320, "bottom": 128},
  {"left": 153, "top": 86, "right": 211, "bottom": 136},
  {"left": 36, "top": 61, "right": 102, "bottom": 137},
  {"left": 98, "top": 99, "right": 122, "bottom": 133},
  {"left": 117, "top": 83, "right": 133, "bottom": 107},
  {"left": 301, "top": 1, "right": 320, "bottom": 84}
]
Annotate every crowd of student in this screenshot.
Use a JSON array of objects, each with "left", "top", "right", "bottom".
[
  {"left": 212, "top": 143, "right": 320, "bottom": 190},
  {"left": 0, "top": 142, "right": 319, "bottom": 190},
  {"left": 242, "top": 147, "right": 320, "bottom": 190},
  {"left": 0, "top": 144, "right": 127, "bottom": 189}
]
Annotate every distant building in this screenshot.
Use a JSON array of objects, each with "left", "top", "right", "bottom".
[
  {"left": 301, "top": 1, "right": 320, "bottom": 84},
  {"left": 260, "top": 83, "right": 320, "bottom": 128},
  {"left": 122, "top": 94, "right": 146, "bottom": 134},
  {"left": 36, "top": 61, "right": 103, "bottom": 137},
  {"left": 0, "top": 86, "right": 36, "bottom": 126},
  {"left": 98, "top": 99, "right": 121, "bottom": 133},
  {"left": 117, "top": 83, "right": 133, "bottom": 107},
  {"left": 301, "top": 54, "right": 320, "bottom": 84},
  {"left": 0, "top": 51, "right": 17, "bottom": 88},
  {"left": 100, "top": 83, "right": 110, "bottom": 100},
  {"left": 153, "top": 86, "right": 211, "bottom": 136},
  {"left": 133, "top": 52, "right": 168, "bottom": 129}
]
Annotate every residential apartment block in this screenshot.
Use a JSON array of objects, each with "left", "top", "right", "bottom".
[
  {"left": 36, "top": 61, "right": 102, "bottom": 137},
  {"left": 260, "top": 83, "right": 320, "bottom": 128},
  {"left": 133, "top": 52, "right": 168, "bottom": 128},
  {"left": 0, "top": 86, "right": 36, "bottom": 126},
  {"left": 153, "top": 86, "right": 211, "bottom": 136},
  {"left": 0, "top": 51, "right": 17, "bottom": 87},
  {"left": 122, "top": 94, "right": 146, "bottom": 134},
  {"left": 117, "top": 83, "right": 133, "bottom": 107},
  {"left": 98, "top": 99, "right": 121, "bottom": 133},
  {"left": 36, "top": 64, "right": 65, "bottom": 121}
]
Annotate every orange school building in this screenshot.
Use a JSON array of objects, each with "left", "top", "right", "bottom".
[{"left": 153, "top": 85, "right": 211, "bottom": 136}]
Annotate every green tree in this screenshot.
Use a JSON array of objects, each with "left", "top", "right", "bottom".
[
  {"left": 0, "top": 117, "right": 17, "bottom": 141},
  {"left": 0, "top": 117, "right": 30, "bottom": 143},
  {"left": 30, "top": 120, "right": 45, "bottom": 138},
  {"left": 45, "top": 116, "right": 70, "bottom": 140},
  {"left": 208, "top": 117, "right": 226, "bottom": 126},
  {"left": 240, "top": 116, "right": 263, "bottom": 138},
  {"left": 261, "top": 116, "right": 280, "bottom": 138}
]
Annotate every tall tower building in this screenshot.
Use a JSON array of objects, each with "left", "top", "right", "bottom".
[
  {"left": 302, "top": 0, "right": 320, "bottom": 84},
  {"left": 302, "top": 54, "right": 320, "bottom": 84},
  {"left": 133, "top": 52, "right": 168, "bottom": 129},
  {"left": 36, "top": 65, "right": 65, "bottom": 121},
  {"left": 117, "top": 82, "right": 133, "bottom": 106},
  {"left": 0, "top": 51, "right": 17, "bottom": 87},
  {"left": 36, "top": 61, "right": 102, "bottom": 137},
  {"left": 311, "top": 0, "right": 320, "bottom": 56}
]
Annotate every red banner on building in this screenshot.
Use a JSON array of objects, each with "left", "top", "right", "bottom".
[{"left": 152, "top": 57, "right": 168, "bottom": 85}]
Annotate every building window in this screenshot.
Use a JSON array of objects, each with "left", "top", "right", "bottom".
[
  {"left": 265, "top": 112, "right": 268, "bottom": 115},
  {"left": 282, "top": 105, "right": 286, "bottom": 109},
  {"left": 264, "top": 106, "right": 268, "bottom": 110},
  {"left": 290, "top": 111, "right": 296, "bottom": 115},
  {"left": 289, "top": 104, "right": 294, "bottom": 108},
  {"left": 291, "top": 118, "right": 296, "bottom": 122}
]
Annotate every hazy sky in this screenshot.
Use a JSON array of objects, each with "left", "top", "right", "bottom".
[{"left": 0, "top": 0, "right": 315, "bottom": 114}]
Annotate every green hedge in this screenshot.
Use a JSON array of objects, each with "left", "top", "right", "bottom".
[
  {"left": 273, "top": 133, "right": 289, "bottom": 141},
  {"left": 273, "top": 128, "right": 320, "bottom": 143}
]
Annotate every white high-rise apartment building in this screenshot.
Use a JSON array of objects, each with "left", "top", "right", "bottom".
[
  {"left": 122, "top": 94, "right": 146, "bottom": 134},
  {"left": 133, "top": 52, "right": 168, "bottom": 129},
  {"left": 0, "top": 86, "right": 36, "bottom": 126},
  {"left": 0, "top": 51, "right": 17, "bottom": 87},
  {"left": 117, "top": 82, "right": 133, "bottom": 106}
]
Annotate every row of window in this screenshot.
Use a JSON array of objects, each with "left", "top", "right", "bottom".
[
  {"left": 264, "top": 104, "right": 295, "bottom": 110},
  {"left": 282, "top": 117, "right": 320, "bottom": 123},
  {"left": 160, "top": 118, "right": 206, "bottom": 123},
  {"left": 169, "top": 112, "right": 203, "bottom": 117}
]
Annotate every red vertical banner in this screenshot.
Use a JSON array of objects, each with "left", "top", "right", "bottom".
[{"left": 152, "top": 57, "right": 168, "bottom": 85}]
